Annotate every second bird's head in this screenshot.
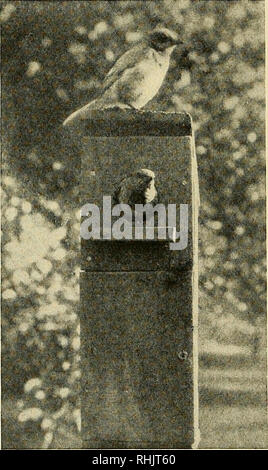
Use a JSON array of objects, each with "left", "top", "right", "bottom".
[{"left": 147, "top": 27, "right": 183, "bottom": 54}]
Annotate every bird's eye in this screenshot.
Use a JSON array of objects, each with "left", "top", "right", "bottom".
[
  {"left": 151, "top": 32, "right": 169, "bottom": 44},
  {"left": 157, "top": 33, "right": 169, "bottom": 43}
]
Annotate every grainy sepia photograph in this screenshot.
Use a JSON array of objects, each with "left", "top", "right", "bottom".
[{"left": 1, "top": 0, "right": 266, "bottom": 450}]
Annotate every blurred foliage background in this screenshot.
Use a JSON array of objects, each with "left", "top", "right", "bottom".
[{"left": 1, "top": 1, "right": 266, "bottom": 448}]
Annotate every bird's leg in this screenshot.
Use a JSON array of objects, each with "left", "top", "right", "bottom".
[
  {"left": 102, "top": 103, "right": 134, "bottom": 111},
  {"left": 115, "top": 103, "right": 137, "bottom": 110},
  {"left": 127, "top": 104, "right": 138, "bottom": 111}
]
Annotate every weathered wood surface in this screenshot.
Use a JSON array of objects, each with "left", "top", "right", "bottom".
[{"left": 78, "top": 110, "right": 199, "bottom": 449}]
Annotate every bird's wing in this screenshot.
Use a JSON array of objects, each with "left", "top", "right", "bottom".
[{"left": 102, "top": 44, "right": 146, "bottom": 91}]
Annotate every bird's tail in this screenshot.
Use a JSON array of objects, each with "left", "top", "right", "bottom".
[
  {"left": 63, "top": 99, "right": 101, "bottom": 127},
  {"left": 63, "top": 97, "right": 134, "bottom": 127}
]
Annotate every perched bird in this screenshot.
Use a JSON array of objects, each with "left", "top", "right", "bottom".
[
  {"left": 112, "top": 169, "right": 158, "bottom": 211},
  {"left": 63, "top": 27, "right": 183, "bottom": 126}
]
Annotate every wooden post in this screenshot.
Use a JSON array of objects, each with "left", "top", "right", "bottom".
[{"left": 78, "top": 110, "right": 199, "bottom": 449}]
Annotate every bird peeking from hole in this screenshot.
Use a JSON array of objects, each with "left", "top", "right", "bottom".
[
  {"left": 112, "top": 169, "right": 159, "bottom": 222},
  {"left": 63, "top": 27, "right": 184, "bottom": 126}
]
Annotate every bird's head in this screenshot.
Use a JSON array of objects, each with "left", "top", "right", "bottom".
[
  {"left": 148, "top": 27, "right": 183, "bottom": 53},
  {"left": 136, "top": 169, "right": 157, "bottom": 203},
  {"left": 137, "top": 168, "right": 155, "bottom": 184}
]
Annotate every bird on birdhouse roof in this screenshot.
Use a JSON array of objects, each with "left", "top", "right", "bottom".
[{"left": 63, "top": 27, "right": 184, "bottom": 126}]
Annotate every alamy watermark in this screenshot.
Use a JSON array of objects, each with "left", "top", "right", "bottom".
[{"left": 80, "top": 197, "right": 188, "bottom": 251}]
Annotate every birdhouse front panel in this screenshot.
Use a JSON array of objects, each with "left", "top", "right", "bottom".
[
  {"left": 78, "top": 110, "right": 199, "bottom": 449},
  {"left": 81, "top": 134, "right": 193, "bottom": 271}
]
